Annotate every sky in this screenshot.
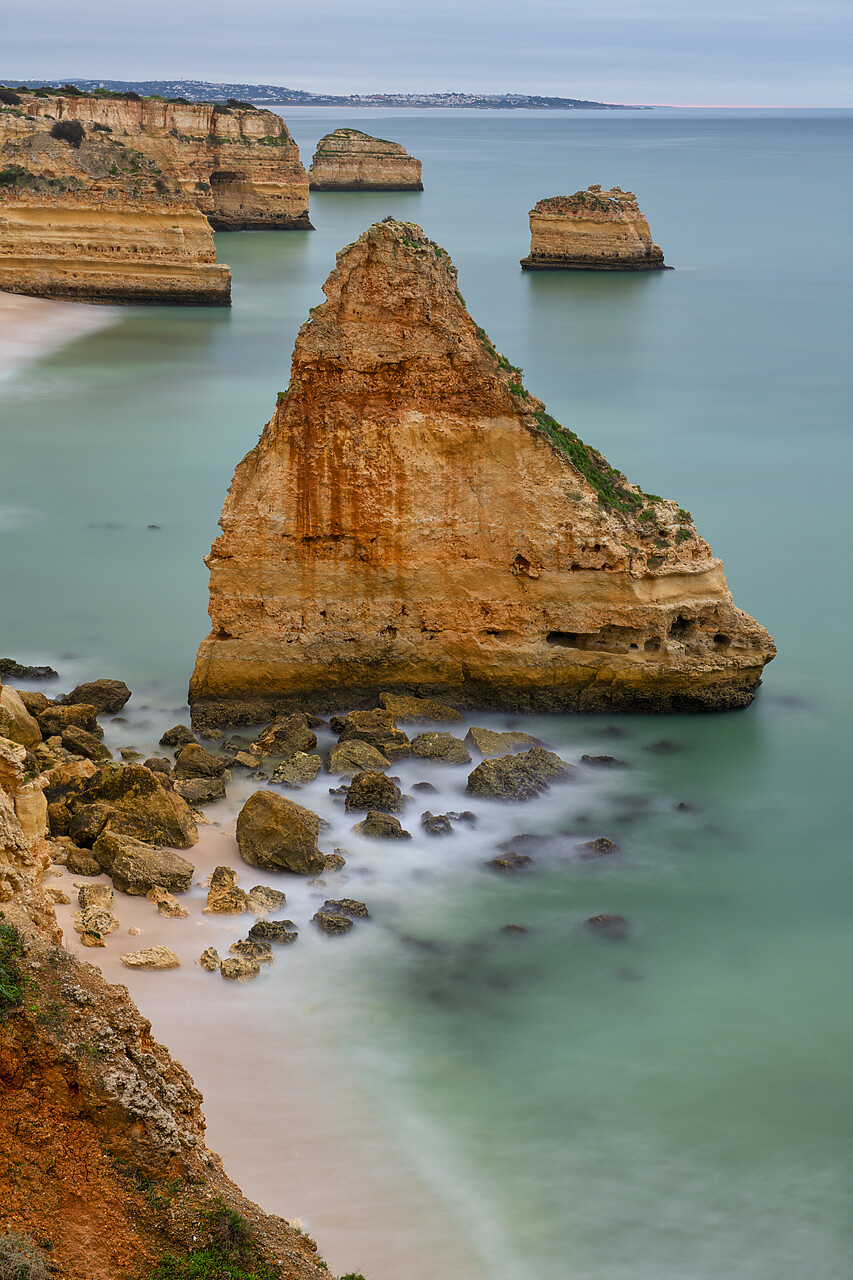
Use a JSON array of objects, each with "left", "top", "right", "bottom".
[{"left": 3, "top": 0, "right": 852, "bottom": 107}]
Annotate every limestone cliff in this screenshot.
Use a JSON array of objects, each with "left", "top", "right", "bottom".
[
  {"left": 309, "top": 129, "right": 423, "bottom": 190},
  {"left": 0, "top": 704, "right": 333, "bottom": 1279},
  {"left": 19, "top": 93, "right": 311, "bottom": 230},
  {"left": 520, "top": 186, "right": 666, "bottom": 270},
  {"left": 189, "top": 218, "right": 773, "bottom": 727},
  {"left": 0, "top": 112, "right": 230, "bottom": 304}
]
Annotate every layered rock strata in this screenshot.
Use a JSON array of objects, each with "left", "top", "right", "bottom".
[
  {"left": 0, "top": 113, "right": 230, "bottom": 304},
  {"left": 308, "top": 129, "right": 422, "bottom": 190},
  {"left": 189, "top": 218, "right": 774, "bottom": 726},
  {"left": 520, "top": 186, "right": 666, "bottom": 270},
  {"left": 17, "top": 92, "right": 311, "bottom": 229}
]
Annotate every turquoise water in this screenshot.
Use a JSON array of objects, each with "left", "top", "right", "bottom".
[{"left": 2, "top": 108, "right": 852, "bottom": 1277}]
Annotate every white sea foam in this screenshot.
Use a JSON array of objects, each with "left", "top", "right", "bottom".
[{"left": 0, "top": 290, "right": 118, "bottom": 386}]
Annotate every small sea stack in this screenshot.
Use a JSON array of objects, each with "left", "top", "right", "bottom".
[
  {"left": 189, "top": 218, "right": 774, "bottom": 727},
  {"left": 308, "top": 128, "right": 423, "bottom": 190},
  {"left": 520, "top": 186, "right": 666, "bottom": 271}
]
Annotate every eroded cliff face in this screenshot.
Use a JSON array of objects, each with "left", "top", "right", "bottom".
[
  {"left": 520, "top": 186, "right": 666, "bottom": 270},
  {"left": 0, "top": 113, "right": 231, "bottom": 304},
  {"left": 19, "top": 93, "right": 311, "bottom": 230},
  {"left": 189, "top": 219, "right": 773, "bottom": 726},
  {"left": 0, "top": 707, "right": 332, "bottom": 1279},
  {"left": 309, "top": 128, "right": 423, "bottom": 190}
]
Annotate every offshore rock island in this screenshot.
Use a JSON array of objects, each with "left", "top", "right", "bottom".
[
  {"left": 521, "top": 186, "right": 667, "bottom": 270},
  {"left": 189, "top": 218, "right": 774, "bottom": 728},
  {"left": 0, "top": 86, "right": 311, "bottom": 303},
  {"left": 309, "top": 129, "right": 423, "bottom": 190}
]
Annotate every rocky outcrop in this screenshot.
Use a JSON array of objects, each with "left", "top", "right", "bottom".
[
  {"left": 189, "top": 219, "right": 774, "bottom": 724},
  {"left": 0, "top": 112, "right": 231, "bottom": 304},
  {"left": 308, "top": 128, "right": 422, "bottom": 190},
  {"left": 18, "top": 92, "right": 311, "bottom": 230},
  {"left": 0, "top": 727, "right": 332, "bottom": 1277},
  {"left": 520, "top": 186, "right": 666, "bottom": 270}
]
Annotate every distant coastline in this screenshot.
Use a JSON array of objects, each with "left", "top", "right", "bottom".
[{"left": 4, "top": 76, "right": 647, "bottom": 110}]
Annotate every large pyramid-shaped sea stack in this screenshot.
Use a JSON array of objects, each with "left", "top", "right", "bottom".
[{"left": 189, "top": 219, "right": 774, "bottom": 727}]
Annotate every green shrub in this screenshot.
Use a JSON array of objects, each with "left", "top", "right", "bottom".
[
  {"left": 50, "top": 119, "right": 85, "bottom": 148},
  {"left": 149, "top": 1201, "right": 277, "bottom": 1280},
  {"left": 0, "top": 920, "right": 25, "bottom": 1018},
  {"left": 0, "top": 1231, "right": 50, "bottom": 1280},
  {"left": 0, "top": 87, "right": 21, "bottom": 106}
]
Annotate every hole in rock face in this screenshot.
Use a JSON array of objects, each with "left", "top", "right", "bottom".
[
  {"left": 629, "top": 643, "right": 639, "bottom": 650},
  {"left": 644, "top": 637, "right": 661, "bottom": 652},
  {"left": 381, "top": 625, "right": 398, "bottom": 639},
  {"left": 546, "top": 631, "right": 579, "bottom": 648},
  {"left": 668, "top": 615, "right": 692, "bottom": 637},
  {"left": 713, "top": 633, "right": 731, "bottom": 647},
  {"left": 215, "top": 627, "right": 233, "bottom": 641},
  {"left": 481, "top": 629, "right": 519, "bottom": 642}
]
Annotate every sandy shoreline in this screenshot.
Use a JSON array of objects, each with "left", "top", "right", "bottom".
[
  {"left": 50, "top": 822, "right": 490, "bottom": 1280},
  {"left": 0, "top": 289, "right": 119, "bottom": 384}
]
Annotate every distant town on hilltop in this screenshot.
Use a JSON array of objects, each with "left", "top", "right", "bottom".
[{"left": 6, "top": 77, "right": 644, "bottom": 110}]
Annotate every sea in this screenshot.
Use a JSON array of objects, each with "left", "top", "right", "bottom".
[{"left": 2, "top": 107, "right": 852, "bottom": 1280}]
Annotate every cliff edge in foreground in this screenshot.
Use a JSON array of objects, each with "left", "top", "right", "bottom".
[
  {"left": 308, "top": 129, "right": 423, "bottom": 190},
  {"left": 520, "top": 186, "right": 666, "bottom": 270},
  {"left": 189, "top": 218, "right": 773, "bottom": 727}
]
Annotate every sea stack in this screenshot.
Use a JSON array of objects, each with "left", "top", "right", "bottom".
[
  {"left": 15, "top": 89, "right": 312, "bottom": 230},
  {"left": 0, "top": 112, "right": 230, "bottom": 304},
  {"left": 520, "top": 186, "right": 666, "bottom": 270},
  {"left": 308, "top": 129, "right": 423, "bottom": 190},
  {"left": 189, "top": 218, "right": 773, "bottom": 728}
]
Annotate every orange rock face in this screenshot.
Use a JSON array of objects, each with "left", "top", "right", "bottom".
[
  {"left": 0, "top": 111, "right": 230, "bottom": 304},
  {"left": 521, "top": 185, "right": 666, "bottom": 270},
  {"left": 19, "top": 93, "right": 311, "bottom": 229},
  {"left": 309, "top": 128, "right": 423, "bottom": 190},
  {"left": 189, "top": 219, "right": 773, "bottom": 727}
]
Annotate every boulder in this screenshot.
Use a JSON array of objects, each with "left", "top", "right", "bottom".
[
  {"left": 121, "top": 946, "right": 181, "bottom": 970},
  {"left": 337, "top": 709, "right": 411, "bottom": 761},
  {"left": 65, "top": 849, "right": 101, "bottom": 876},
  {"left": 344, "top": 769, "right": 404, "bottom": 813},
  {"left": 420, "top": 811, "right": 453, "bottom": 836},
  {"left": 378, "top": 693, "right": 463, "bottom": 723},
  {"left": 253, "top": 712, "right": 317, "bottom": 759},
  {"left": 466, "top": 747, "right": 572, "bottom": 801},
  {"left": 0, "top": 658, "right": 57, "bottom": 680},
  {"left": 228, "top": 937, "right": 274, "bottom": 964},
  {"left": 248, "top": 919, "right": 298, "bottom": 945},
  {"left": 41, "top": 757, "right": 98, "bottom": 802},
  {"left": 271, "top": 752, "right": 322, "bottom": 787},
  {"left": 325, "top": 739, "right": 390, "bottom": 777},
  {"left": 147, "top": 886, "right": 190, "bottom": 918},
  {"left": 464, "top": 727, "right": 541, "bottom": 759},
  {"left": 352, "top": 811, "right": 411, "bottom": 840},
  {"left": 72, "top": 905, "right": 119, "bottom": 944},
  {"left": 323, "top": 898, "right": 369, "bottom": 919},
  {"left": 235, "top": 790, "right": 325, "bottom": 875},
  {"left": 220, "top": 956, "right": 260, "bottom": 982},
  {"left": 60, "top": 725, "right": 113, "bottom": 762},
  {"left": 159, "top": 724, "right": 196, "bottom": 748},
  {"left": 324, "top": 851, "right": 346, "bottom": 871},
  {"left": 245, "top": 884, "right": 287, "bottom": 915},
  {"left": 173, "top": 743, "right": 227, "bottom": 779},
  {"left": 585, "top": 914, "right": 630, "bottom": 939},
  {"left": 94, "top": 831, "right": 194, "bottom": 895},
  {"left": 312, "top": 909, "right": 354, "bottom": 935},
  {"left": 198, "top": 947, "right": 221, "bottom": 971},
  {"left": 68, "top": 765, "right": 198, "bottom": 848},
  {"left": 37, "top": 703, "right": 101, "bottom": 739},
  {"left": 61, "top": 679, "right": 131, "bottom": 714},
  {"left": 68, "top": 803, "right": 114, "bottom": 847},
  {"left": 0, "top": 684, "right": 42, "bottom": 748},
  {"left": 78, "top": 883, "right": 113, "bottom": 909},
  {"left": 411, "top": 732, "right": 471, "bottom": 764},
  {"left": 14, "top": 689, "right": 52, "bottom": 716},
  {"left": 203, "top": 865, "right": 248, "bottom": 914},
  {"left": 580, "top": 754, "right": 624, "bottom": 767},
  {"left": 172, "top": 776, "right": 226, "bottom": 805},
  {"left": 143, "top": 756, "right": 172, "bottom": 775},
  {"left": 44, "top": 886, "right": 71, "bottom": 905},
  {"left": 577, "top": 837, "right": 619, "bottom": 859},
  {"left": 486, "top": 852, "right": 533, "bottom": 874}
]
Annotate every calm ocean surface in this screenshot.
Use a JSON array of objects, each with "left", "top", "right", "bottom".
[{"left": 2, "top": 108, "right": 852, "bottom": 1278}]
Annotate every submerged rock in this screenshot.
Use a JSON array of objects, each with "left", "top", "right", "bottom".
[
  {"left": 147, "top": 886, "right": 190, "bottom": 918},
  {"left": 520, "top": 187, "right": 667, "bottom": 271},
  {"left": 421, "top": 811, "right": 453, "bottom": 836},
  {"left": 253, "top": 712, "right": 317, "bottom": 760},
  {"left": 466, "top": 747, "right": 572, "bottom": 801},
  {"left": 248, "top": 919, "right": 298, "bottom": 945},
  {"left": 121, "top": 946, "right": 181, "bottom": 970},
  {"left": 325, "top": 739, "right": 391, "bottom": 777},
  {"left": 585, "top": 914, "right": 630, "bottom": 939},
  {"left": 486, "top": 853, "right": 534, "bottom": 874},
  {"left": 220, "top": 956, "right": 260, "bottom": 982},
  {"left": 352, "top": 810, "right": 412, "bottom": 840},
  {"left": 271, "top": 752, "right": 323, "bottom": 787},
  {"left": 61, "top": 679, "right": 131, "bottom": 714},
  {"left": 198, "top": 946, "right": 221, "bottom": 971},
  {"left": 235, "top": 790, "right": 325, "bottom": 875},
  {"left": 344, "top": 769, "right": 404, "bottom": 813},
  {"left": 245, "top": 884, "right": 288, "bottom": 915},
  {"left": 203, "top": 865, "right": 248, "bottom": 914},
  {"left": 337, "top": 710, "right": 411, "bottom": 761},
  {"left": 0, "top": 657, "right": 58, "bottom": 680},
  {"left": 378, "top": 693, "right": 462, "bottom": 723},
  {"left": 411, "top": 732, "right": 471, "bottom": 764},
  {"left": 312, "top": 909, "right": 354, "bottom": 935},
  {"left": 95, "top": 832, "right": 195, "bottom": 896},
  {"left": 323, "top": 898, "right": 369, "bottom": 919},
  {"left": 229, "top": 937, "right": 274, "bottom": 965},
  {"left": 577, "top": 836, "right": 619, "bottom": 859},
  {"left": 159, "top": 724, "right": 196, "bottom": 749},
  {"left": 464, "top": 727, "right": 541, "bottom": 758},
  {"left": 189, "top": 218, "right": 774, "bottom": 726}
]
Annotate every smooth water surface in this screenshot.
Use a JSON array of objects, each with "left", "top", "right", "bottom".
[{"left": 2, "top": 109, "right": 852, "bottom": 1279}]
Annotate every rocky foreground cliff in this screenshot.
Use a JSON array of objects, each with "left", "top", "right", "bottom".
[
  {"left": 309, "top": 129, "right": 422, "bottom": 191},
  {"left": 520, "top": 186, "right": 666, "bottom": 270},
  {"left": 189, "top": 218, "right": 773, "bottom": 727},
  {"left": 0, "top": 680, "right": 335, "bottom": 1280}
]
